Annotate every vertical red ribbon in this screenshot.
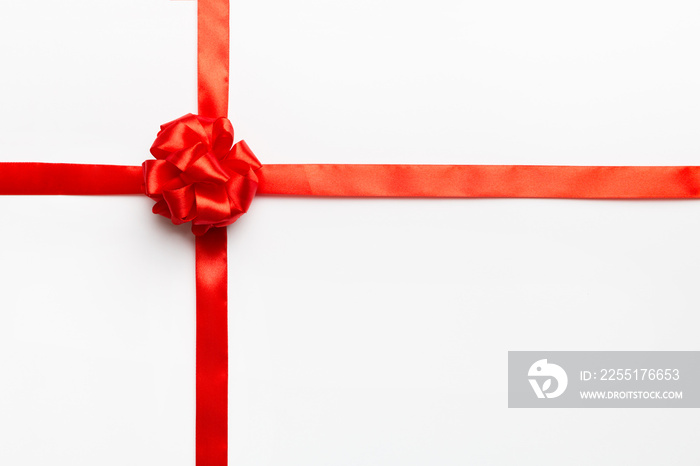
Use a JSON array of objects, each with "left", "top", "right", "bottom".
[
  {"left": 196, "top": 0, "right": 230, "bottom": 465},
  {"left": 198, "top": 0, "right": 230, "bottom": 118},
  {"left": 196, "top": 227, "right": 229, "bottom": 466}
]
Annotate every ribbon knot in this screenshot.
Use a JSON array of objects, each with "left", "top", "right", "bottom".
[{"left": 143, "top": 114, "right": 261, "bottom": 235}]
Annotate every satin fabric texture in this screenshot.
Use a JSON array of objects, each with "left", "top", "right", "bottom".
[{"left": 2, "top": 162, "right": 700, "bottom": 199}]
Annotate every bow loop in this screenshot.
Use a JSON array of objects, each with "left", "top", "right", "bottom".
[{"left": 143, "top": 113, "right": 261, "bottom": 235}]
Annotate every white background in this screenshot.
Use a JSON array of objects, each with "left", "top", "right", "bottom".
[{"left": 1, "top": 0, "right": 700, "bottom": 464}]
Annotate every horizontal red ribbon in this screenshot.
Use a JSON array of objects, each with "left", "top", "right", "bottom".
[
  {"left": 0, "top": 162, "right": 143, "bottom": 195},
  {"left": 3, "top": 162, "right": 700, "bottom": 199},
  {"left": 257, "top": 164, "right": 700, "bottom": 199}
]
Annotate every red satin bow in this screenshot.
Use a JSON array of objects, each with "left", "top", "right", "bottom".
[{"left": 143, "top": 114, "right": 261, "bottom": 235}]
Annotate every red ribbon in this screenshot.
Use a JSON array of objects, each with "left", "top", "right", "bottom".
[
  {"left": 0, "top": 163, "right": 143, "bottom": 195},
  {"left": 198, "top": 0, "right": 229, "bottom": 119},
  {"left": 4, "top": 163, "right": 700, "bottom": 199},
  {"left": 194, "top": 1, "right": 232, "bottom": 463},
  {"left": 257, "top": 164, "right": 700, "bottom": 199},
  {"left": 195, "top": 226, "right": 229, "bottom": 466},
  {"left": 2, "top": 0, "right": 700, "bottom": 465}
]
